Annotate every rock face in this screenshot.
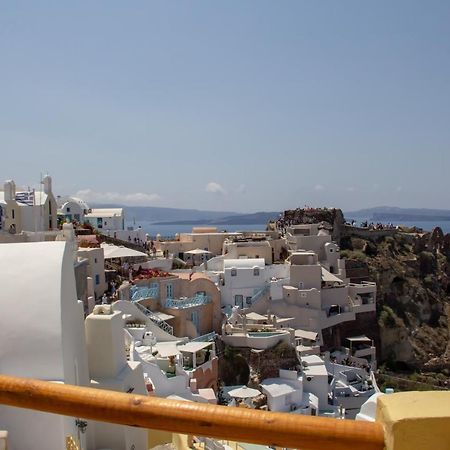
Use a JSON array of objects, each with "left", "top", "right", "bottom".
[
  {"left": 283, "top": 208, "right": 345, "bottom": 241},
  {"left": 218, "top": 342, "right": 297, "bottom": 386},
  {"left": 341, "top": 229, "right": 450, "bottom": 374}
]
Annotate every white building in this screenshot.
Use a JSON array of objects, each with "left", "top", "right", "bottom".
[
  {"left": 203, "top": 257, "right": 289, "bottom": 310},
  {"left": 84, "top": 208, "right": 125, "bottom": 231},
  {"left": 85, "top": 306, "right": 148, "bottom": 450},
  {"left": 0, "top": 241, "right": 90, "bottom": 449},
  {"left": 77, "top": 247, "right": 107, "bottom": 299},
  {"left": 242, "top": 224, "right": 377, "bottom": 349},
  {"left": 57, "top": 196, "right": 90, "bottom": 224},
  {"left": 260, "top": 360, "right": 340, "bottom": 417},
  {"left": 0, "top": 241, "right": 147, "bottom": 450},
  {"left": 0, "top": 176, "right": 57, "bottom": 234},
  {"left": 222, "top": 259, "right": 266, "bottom": 308}
]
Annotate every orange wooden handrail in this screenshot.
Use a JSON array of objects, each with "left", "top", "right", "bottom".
[{"left": 0, "top": 374, "right": 385, "bottom": 450}]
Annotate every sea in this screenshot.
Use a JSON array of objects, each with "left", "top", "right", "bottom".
[{"left": 128, "top": 220, "right": 450, "bottom": 239}]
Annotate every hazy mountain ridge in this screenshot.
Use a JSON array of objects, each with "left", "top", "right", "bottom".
[
  {"left": 345, "top": 206, "right": 450, "bottom": 221},
  {"left": 91, "top": 204, "right": 240, "bottom": 223},
  {"left": 154, "top": 211, "right": 280, "bottom": 225},
  {"left": 91, "top": 204, "right": 280, "bottom": 225}
]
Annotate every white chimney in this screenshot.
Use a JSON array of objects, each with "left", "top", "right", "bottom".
[
  {"left": 3, "top": 180, "right": 16, "bottom": 202},
  {"left": 42, "top": 175, "right": 52, "bottom": 195}
]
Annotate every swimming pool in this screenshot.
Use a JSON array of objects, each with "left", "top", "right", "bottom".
[{"left": 248, "top": 332, "right": 284, "bottom": 337}]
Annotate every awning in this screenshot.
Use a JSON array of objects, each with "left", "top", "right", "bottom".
[
  {"left": 346, "top": 335, "right": 372, "bottom": 343},
  {"left": 245, "top": 312, "right": 268, "bottom": 321},
  {"left": 101, "top": 243, "right": 148, "bottom": 259},
  {"left": 321, "top": 267, "right": 344, "bottom": 284},
  {"left": 184, "top": 248, "right": 212, "bottom": 255},
  {"left": 295, "top": 329, "right": 318, "bottom": 341},
  {"left": 154, "top": 342, "right": 180, "bottom": 357},
  {"left": 177, "top": 341, "right": 213, "bottom": 353},
  {"left": 275, "top": 317, "right": 295, "bottom": 324}
]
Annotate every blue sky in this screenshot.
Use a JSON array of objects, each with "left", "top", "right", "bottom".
[{"left": 1, "top": 1, "right": 449, "bottom": 212}]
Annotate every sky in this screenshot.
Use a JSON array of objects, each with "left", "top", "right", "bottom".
[{"left": 1, "top": 1, "right": 450, "bottom": 213}]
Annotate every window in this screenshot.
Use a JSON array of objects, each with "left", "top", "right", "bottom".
[
  {"left": 191, "top": 310, "right": 199, "bottom": 330},
  {"left": 231, "top": 268, "right": 237, "bottom": 277},
  {"left": 329, "top": 249, "right": 333, "bottom": 253},
  {"left": 166, "top": 283, "right": 173, "bottom": 299},
  {"left": 12, "top": 209, "right": 15, "bottom": 219},
  {"left": 66, "top": 207, "right": 71, "bottom": 213},
  {"left": 253, "top": 267, "right": 260, "bottom": 276},
  {"left": 95, "top": 274, "right": 100, "bottom": 285},
  {"left": 94, "top": 258, "right": 98, "bottom": 264},
  {"left": 246, "top": 296, "right": 252, "bottom": 305}
]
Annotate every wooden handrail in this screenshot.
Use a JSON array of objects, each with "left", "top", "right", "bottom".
[{"left": 0, "top": 374, "right": 385, "bottom": 450}]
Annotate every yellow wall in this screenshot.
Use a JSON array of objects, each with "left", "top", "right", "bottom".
[
  {"left": 148, "top": 429, "right": 173, "bottom": 448},
  {"left": 377, "top": 391, "right": 450, "bottom": 450}
]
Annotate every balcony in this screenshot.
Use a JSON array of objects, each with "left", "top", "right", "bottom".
[
  {"left": 348, "top": 295, "right": 376, "bottom": 314},
  {"left": 2, "top": 374, "right": 450, "bottom": 450},
  {"left": 165, "top": 294, "right": 212, "bottom": 309},
  {"left": 321, "top": 309, "right": 355, "bottom": 328},
  {"left": 130, "top": 286, "right": 159, "bottom": 301}
]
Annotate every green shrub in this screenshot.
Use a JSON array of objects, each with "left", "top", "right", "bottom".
[{"left": 379, "top": 306, "right": 397, "bottom": 328}]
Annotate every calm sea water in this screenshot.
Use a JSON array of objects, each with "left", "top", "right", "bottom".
[
  {"left": 127, "top": 220, "right": 450, "bottom": 239},
  {"left": 129, "top": 222, "right": 268, "bottom": 239}
]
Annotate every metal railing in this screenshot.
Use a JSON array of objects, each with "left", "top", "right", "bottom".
[
  {"left": 0, "top": 374, "right": 385, "bottom": 450},
  {"left": 165, "top": 294, "right": 212, "bottom": 309},
  {"left": 247, "top": 284, "right": 269, "bottom": 306},
  {"left": 191, "top": 332, "right": 217, "bottom": 342},
  {"left": 134, "top": 301, "right": 173, "bottom": 335},
  {"left": 131, "top": 286, "right": 159, "bottom": 301}
]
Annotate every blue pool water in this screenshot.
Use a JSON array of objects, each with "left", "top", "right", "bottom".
[{"left": 248, "top": 332, "right": 284, "bottom": 337}]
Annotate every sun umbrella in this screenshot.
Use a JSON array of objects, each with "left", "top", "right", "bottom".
[
  {"left": 227, "top": 385, "right": 261, "bottom": 399},
  {"left": 101, "top": 244, "right": 148, "bottom": 259}
]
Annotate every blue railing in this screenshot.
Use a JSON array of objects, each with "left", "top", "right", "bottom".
[
  {"left": 131, "top": 286, "right": 159, "bottom": 301},
  {"left": 134, "top": 301, "right": 173, "bottom": 335},
  {"left": 165, "top": 294, "right": 212, "bottom": 309},
  {"left": 191, "top": 332, "right": 217, "bottom": 342},
  {"left": 248, "top": 284, "right": 270, "bottom": 306}
]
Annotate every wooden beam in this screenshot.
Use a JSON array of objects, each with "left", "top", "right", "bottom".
[{"left": 0, "top": 374, "right": 385, "bottom": 450}]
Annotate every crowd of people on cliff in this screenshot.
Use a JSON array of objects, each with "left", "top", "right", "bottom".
[{"left": 347, "top": 220, "right": 398, "bottom": 230}]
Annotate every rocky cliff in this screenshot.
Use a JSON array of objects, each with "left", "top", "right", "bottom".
[{"left": 342, "top": 230, "right": 450, "bottom": 374}]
